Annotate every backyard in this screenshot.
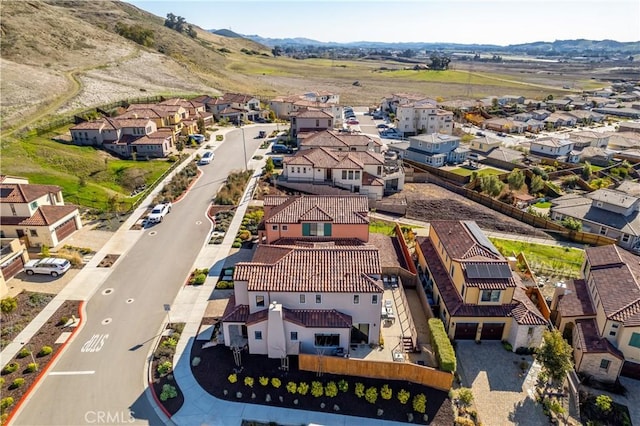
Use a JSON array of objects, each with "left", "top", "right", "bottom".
[{"left": 448, "top": 167, "right": 505, "bottom": 177}]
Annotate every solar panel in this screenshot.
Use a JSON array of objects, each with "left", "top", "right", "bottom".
[
  {"left": 466, "top": 263, "right": 512, "bottom": 279},
  {"left": 463, "top": 221, "right": 502, "bottom": 257}
]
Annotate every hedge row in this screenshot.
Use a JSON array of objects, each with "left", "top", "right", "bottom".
[{"left": 428, "top": 318, "right": 456, "bottom": 373}]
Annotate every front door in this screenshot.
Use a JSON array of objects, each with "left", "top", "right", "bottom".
[
  {"left": 326, "top": 169, "right": 332, "bottom": 181},
  {"left": 350, "top": 324, "right": 369, "bottom": 344}
]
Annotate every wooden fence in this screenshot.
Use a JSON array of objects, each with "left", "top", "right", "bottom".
[{"left": 298, "top": 353, "right": 453, "bottom": 391}]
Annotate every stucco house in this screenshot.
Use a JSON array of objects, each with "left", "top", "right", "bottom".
[
  {"left": 207, "top": 93, "right": 263, "bottom": 122},
  {"left": 483, "top": 118, "right": 525, "bottom": 134},
  {"left": 221, "top": 195, "right": 383, "bottom": 357},
  {"left": 550, "top": 188, "right": 640, "bottom": 253},
  {"left": 298, "top": 130, "right": 383, "bottom": 153},
  {"left": 0, "top": 180, "right": 82, "bottom": 249},
  {"left": 551, "top": 245, "right": 640, "bottom": 382},
  {"left": 395, "top": 99, "right": 454, "bottom": 137},
  {"left": 70, "top": 117, "right": 122, "bottom": 146},
  {"left": 529, "top": 137, "right": 575, "bottom": 161},
  {"left": 402, "top": 134, "right": 469, "bottom": 167},
  {"left": 415, "top": 221, "right": 547, "bottom": 350},
  {"left": 269, "top": 92, "right": 340, "bottom": 120},
  {"left": 290, "top": 109, "right": 333, "bottom": 138}
]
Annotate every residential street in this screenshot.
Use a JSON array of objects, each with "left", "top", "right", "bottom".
[{"left": 12, "top": 126, "right": 270, "bottom": 425}]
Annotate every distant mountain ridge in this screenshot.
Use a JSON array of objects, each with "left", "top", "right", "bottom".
[{"left": 208, "top": 30, "right": 640, "bottom": 53}]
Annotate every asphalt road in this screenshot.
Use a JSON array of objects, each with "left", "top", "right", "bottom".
[{"left": 13, "top": 126, "right": 272, "bottom": 426}]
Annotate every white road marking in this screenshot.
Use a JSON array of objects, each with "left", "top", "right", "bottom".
[
  {"left": 49, "top": 371, "right": 95, "bottom": 376},
  {"left": 81, "top": 334, "right": 109, "bottom": 353}
]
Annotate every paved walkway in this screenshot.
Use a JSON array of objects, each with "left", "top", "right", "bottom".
[{"left": 456, "top": 341, "right": 547, "bottom": 426}]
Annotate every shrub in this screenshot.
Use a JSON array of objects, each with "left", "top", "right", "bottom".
[
  {"left": 17, "top": 348, "right": 31, "bottom": 358},
  {"left": 458, "top": 387, "right": 474, "bottom": 406},
  {"left": 216, "top": 135, "right": 223, "bottom": 142},
  {"left": 232, "top": 242, "right": 242, "bottom": 248},
  {"left": 412, "top": 393, "right": 427, "bottom": 413},
  {"left": 455, "top": 417, "right": 475, "bottom": 426},
  {"left": 381, "top": 384, "right": 393, "bottom": 400},
  {"left": 311, "top": 381, "right": 323, "bottom": 397},
  {"left": 193, "top": 273, "right": 206, "bottom": 285},
  {"left": 160, "top": 384, "right": 177, "bottom": 401},
  {"left": 502, "top": 341, "right": 513, "bottom": 352},
  {"left": 25, "top": 362, "right": 38, "bottom": 373},
  {"left": 325, "top": 381, "right": 338, "bottom": 397},
  {"left": 2, "top": 362, "right": 19, "bottom": 375},
  {"left": 0, "top": 397, "right": 14, "bottom": 412},
  {"left": 297, "top": 382, "right": 309, "bottom": 395},
  {"left": 0, "top": 297, "right": 18, "bottom": 315},
  {"left": 244, "top": 376, "right": 254, "bottom": 388},
  {"left": 271, "top": 377, "right": 281, "bottom": 388},
  {"left": 259, "top": 376, "right": 269, "bottom": 386},
  {"left": 161, "top": 337, "right": 178, "bottom": 349},
  {"left": 38, "top": 345, "right": 53, "bottom": 357},
  {"left": 365, "top": 387, "right": 378, "bottom": 404},
  {"left": 398, "top": 389, "right": 411, "bottom": 404},
  {"left": 10, "top": 378, "right": 25, "bottom": 389},
  {"left": 595, "top": 394, "right": 612, "bottom": 414},
  {"left": 157, "top": 361, "right": 172, "bottom": 376},
  {"left": 228, "top": 373, "right": 238, "bottom": 383},
  {"left": 0, "top": 378, "right": 3, "bottom": 386},
  {"left": 337, "top": 379, "right": 348, "bottom": 392},
  {"left": 286, "top": 381, "right": 297, "bottom": 394},
  {"left": 355, "top": 382, "right": 365, "bottom": 398},
  {"left": 428, "top": 318, "right": 457, "bottom": 372},
  {"left": 57, "top": 316, "right": 69, "bottom": 326},
  {"left": 216, "top": 281, "right": 229, "bottom": 289}
]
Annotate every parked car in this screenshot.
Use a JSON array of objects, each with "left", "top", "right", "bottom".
[
  {"left": 497, "top": 132, "right": 506, "bottom": 137},
  {"left": 476, "top": 131, "right": 485, "bottom": 137},
  {"left": 24, "top": 258, "right": 71, "bottom": 277},
  {"left": 377, "top": 124, "right": 389, "bottom": 129},
  {"left": 148, "top": 202, "right": 172, "bottom": 223},
  {"left": 272, "top": 144, "right": 292, "bottom": 154},
  {"left": 189, "top": 134, "right": 205, "bottom": 144},
  {"left": 199, "top": 151, "right": 214, "bottom": 165},
  {"left": 346, "top": 119, "right": 359, "bottom": 125}
]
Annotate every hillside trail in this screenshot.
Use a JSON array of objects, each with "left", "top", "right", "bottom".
[{"left": 1, "top": 48, "right": 142, "bottom": 140}]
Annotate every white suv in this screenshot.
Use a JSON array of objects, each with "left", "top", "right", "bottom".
[
  {"left": 147, "top": 202, "right": 172, "bottom": 223},
  {"left": 24, "top": 258, "right": 71, "bottom": 277}
]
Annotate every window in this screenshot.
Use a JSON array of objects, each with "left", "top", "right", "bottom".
[
  {"left": 10, "top": 204, "right": 16, "bottom": 216},
  {"left": 481, "top": 290, "right": 501, "bottom": 302},
  {"left": 355, "top": 171, "right": 360, "bottom": 179},
  {"left": 30, "top": 201, "right": 38, "bottom": 209},
  {"left": 29, "top": 229, "right": 38, "bottom": 237},
  {"left": 629, "top": 332, "right": 640, "bottom": 348},
  {"left": 314, "top": 334, "right": 339, "bottom": 347},
  {"left": 256, "top": 295, "right": 265, "bottom": 307},
  {"left": 290, "top": 332, "right": 298, "bottom": 341},
  {"left": 348, "top": 170, "right": 354, "bottom": 180},
  {"left": 372, "top": 294, "right": 378, "bottom": 304},
  {"left": 622, "top": 234, "right": 630, "bottom": 243},
  {"left": 353, "top": 295, "right": 360, "bottom": 304},
  {"left": 316, "top": 119, "right": 320, "bottom": 127},
  {"left": 609, "top": 330, "right": 617, "bottom": 337},
  {"left": 342, "top": 170, "right": 347, "bottom": 179},
  {"left": 255, "top": 331, "right": 263, "bottom": 340},
  {"left": 599, "top": 227, "right": 607, "bottom": 236},
  {"left": 300, "top": 294, "right": 306, "bottom": 304},
  {"left": 450, "top": 265, "right": 454, "bottom": 277},
  {"left": 282, "top": 225, "right": 288, "bottom": 231},
  {"left": 612, "top": 323, "right": 619, "bottom": 329},
  {"left": 302, "top": 223, "right": 331, "bottom": 237},
  {"left": 377, "top": 166, "right": 382, "bottom": 175},
  {"left": 315, "top": 294, "right": 322, "bottom": 304},
  {"left": 528, "top": 327, "right": 534, "bottom": 336},
  {"left": 272, "top": 225, "right": 278, "bottom": 231},
  {"left": 599, "top": 359, "right": 610, "bottom": 370}
]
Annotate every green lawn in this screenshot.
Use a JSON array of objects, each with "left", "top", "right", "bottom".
[
  {"left": 449, "top": 167, "right": 504, "bottom": 177},
  {"left": 1, "top": 132, "right": 173, "bottom": 210},
  {"left": 489, "top": 238, "right": 585, "bottom": 277},
  {"left": 532, "top": 201, "right": 551, "bottom": 209},
  {"left": 369, "top": 220, "right": 396, "bottom": 236}
]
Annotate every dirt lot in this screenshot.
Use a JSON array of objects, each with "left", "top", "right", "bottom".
[{"left": 398, "top": 183, "right": 550, "bottom": 237}]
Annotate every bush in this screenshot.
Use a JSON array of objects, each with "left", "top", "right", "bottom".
[
  {"left": 286, "top": 381, "right": 297, "bottom": 394},
  {"left": 311, "top": 381, "right": 323, "bottom": 397},
  {"left": 161, "top": 337, "right": 178, "bottom": 349},
  {"left": 232, "top": 242, "right": 242, "bottom": 248},
  {"left": 216, "top": 281, "right": 234, "bottom": 289},
  {"left": 412, "top": 393, "right": 427, "bottom": 413},
  {"left": 0, "top": 378, "right": 4, "bottom": 386},
  {"left": 428, "top": 318, "right": 457, "bottom": 372},
  {"left": 365, "top": 387, "right": 378, "bottom": 404},
  {"left": 2, "top": 362, "right": 19, "bottom": 375},
  {"left": 595, "top": 394, "right": 612, "bottom": 414},
  {"left": 1, "top": 297, "right": 18, "bottom": 315},
  {"left": 297, "top": 382, "right": 309, "bottom": 395},
  {"left": 325, "top": 381, "right": 338, "bottom": 397},
  {"left": 57, "top": 316, "right": 69, "bottom": 326},
  {"left": 337, "top": 379, "right": 348, "bottom": 392},
  {"left": 458, "top": 387, "right": 474, "bottom": 406},
  {"left": 17, "top": 348, "right": 31, "bottom": 358},
  {"left": 455, "top": 417, "right": 475, "bottom": 426},
  {"left": 259, "top": 376, "right": 269, "bottom": 386},
  {"left": 10, "top": 378, "right": 25, "bottom": 389},
  {"left": 216, "top": 135, "right": 223, "bottom": 142},
  {"left": 502, "top": 341, "right": 513, "bottom": 352},
  {"left": 157, "top": 361, "right": 172, "bottom": 376},
  {"left": 244, "top": 376, "right": 254, "bottom": 388},
  {"left": 271, "top": 377, "right": 281, "bottom": 388},
  {"left": 398, "top": 389, "right": 411, "bottom": 404},
  {"left": 228, "top": 373, "right": 237, "bottom": 384},
  {"left": 193, "top": 273, "right": 206, "bottom": 285},
  {"left": 160, "top": 384, "right": 177, "bottom": 401},
  {"left": 25, "top": 362, "right": 38, "bottom": 373},
  {"left": 38, "top": 345, "right": 53, "bottom": 357},
  {"left": 355, "top": 382, "right": 365, "bottom": 398},
  {"left": 0, "top": 397, "right": 14, "bottom": 412},
  {"left": 381, "top": 384, "right": 393, "bottom": 400}
]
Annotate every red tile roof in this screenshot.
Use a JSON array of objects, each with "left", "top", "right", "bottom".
[
  {"left": 234, "top": 243, "right": 383, "bottom": 293},
  {"left": 18, "top": 205, "right": 78, "bottom": 226},
  {"left": 575, "top": 318, "right": 624, "bottom": 359},
  {"left": 0, "top": 184, "right": 62, "bottom": 203},
  {"left": 292, "top": 109, "right": 333, "bottom": 119},
  {"left": 430, "top": 221, "right": 502, "bottom": 261},
  {"left": 264, "top": 195, "right": 369, "bottom": 225},
  {"left": 224, "top": 303, "right": 352, "bottom": 329},
  {"left": 556, "top": 279, "right": 596, "bottom": 318},
  {"left": 301, "top": 130, "right": 381, "bottom": 149}
]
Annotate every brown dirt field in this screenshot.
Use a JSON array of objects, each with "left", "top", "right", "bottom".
[{"left": 398, "top": 183, "right": 550, "bottom": 237}]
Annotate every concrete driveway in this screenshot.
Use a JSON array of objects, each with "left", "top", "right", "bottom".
[{"left": 456, "top": 341, "right": 548, "bottom": 426}]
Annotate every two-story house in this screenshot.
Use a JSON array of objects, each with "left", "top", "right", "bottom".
[
  {"left": 290, "top": 109, "right": 333, "bottom": 139},
  {"left": 380, "top": 93, "right": 429, "bottom": 114},
  {"left": 529, "top": 137, "right": 576, "bottom": 162},
  {"left": 415, "top": 221, "right": 547, "bottom": 349},
  {"left": 269, "top": 92, "right": 340, "bottom": 120},
  {"left": 299, "top": 130, "right": 382, "bottom": 153},
  {"left": 221, "top": 195, "right": 383, "bottom": 357},
  {"left": 551, "top": 244, "right": 640, "bottom": 382},
  {"left": 550, "top": 188, "right": 640, "bottom": 252},
  {"left": 395, "top": 100, "right": 454, "bottom": 137},
  {"left": 70, "top": 117, "right": 121, "bottom": 146},
  {"left": 0, "top": 179, "right": 82, "bottom": 248},
  {"left": 208, "top": 93, "right": 263, "bottom": 123},
  {"left": 402, "top": 134, "right": 469, "bottom": 167}
]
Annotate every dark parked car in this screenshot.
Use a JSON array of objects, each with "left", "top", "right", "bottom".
[{"left": 272, "top": 144, "right": 292, "bottom": 154}]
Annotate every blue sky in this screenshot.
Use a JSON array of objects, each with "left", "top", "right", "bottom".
[{"left": 127, "top": 0, "right": 640, "bottom": 45}]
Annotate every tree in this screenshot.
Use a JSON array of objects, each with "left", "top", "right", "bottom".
[
  {"left": 479, "top": 175, "right": 504, "bottom": 197},
  {"left": 561, "top": 217, "right": 582, "bottom": 231},
  {"left": 197, "top": 117, "right": 206, "bottom": 135},
  {"left": 530, "top": 175, "right": 545, "bottom": 193},
  {"left": 507, "top": 169, "right": 525, "bottom": 190},
  {"left": 582, "top": 161, "right": 592, "bottom": 180},
  {"left": 535, "top": 329, "right": 573, "bottom": 387},
  {"left": 271, "top": 46, "right": 283, "bottom": 57},
  {"left": 264, "top": 157, "right": 274, "bottom": 178},
  {"left": 186, "top": 25, "right": 197, "bottom": 39}
]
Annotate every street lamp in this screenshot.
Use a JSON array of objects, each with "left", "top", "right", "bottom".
[
  {"left": 21, "top": 342, "right": 37, "bottom": 370},
  {"left": 238, "top": 120, "right": 248, "bottom": 171}
]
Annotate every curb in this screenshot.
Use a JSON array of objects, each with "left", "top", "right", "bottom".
[
  {"left": 6, "top": 301, "right": 85, "bottom": 426},
  {"left": 146, "top": 324, "right": 174, "bottom": 421}
]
